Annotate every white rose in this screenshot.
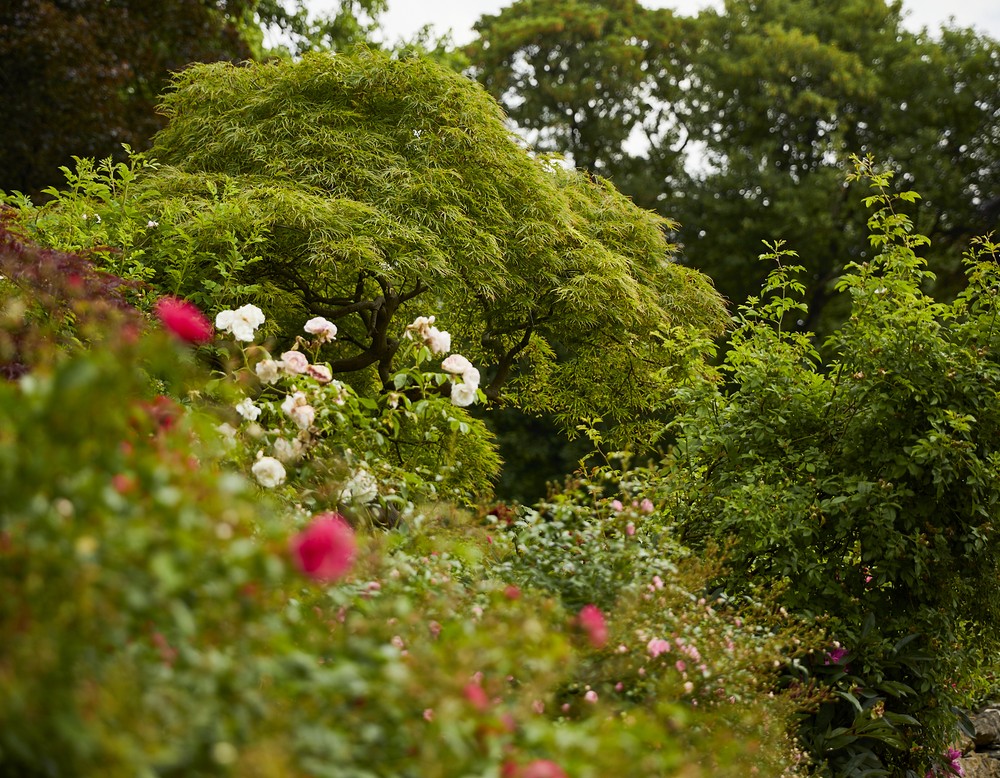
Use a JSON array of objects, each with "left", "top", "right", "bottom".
[
  {"left": 462, "top": 366, "right": 480, "bottom": 389},
  {"left": 252, "top": 456, "right": 286, "bottom": 488},
  {"left": 235, "top": 397, "right": 261, "bottom": 421},
  {"left": 304, "top": 317, "right": 338, "bottom": 342},
  {"left": 281, "top": 350, "right": 309, "bottom": 374},
  {"left": 425, "top": 326, "right": 451, "bottom": 355},
  {"left": 450, "top": 382, "right": 478, "bottom": 407},
  {"left": 405, "top": 315, "right": 435, "bottom": 340},
  {"left": 230, "top": 304, "right": 266, "bottom": 342},
  {"left": 340, "top": 468, "right": 378, "bottom": 504},
  {"left": 215, "top": 309, "right": 235, "bottom": 332},
  {"left": 255, "top": 359, "right": 283, "bottom": 384},
  {"left": 273, "top": 437, "right": 303, "bottom": 463},
  {"left": 440, "top": 354, "right": 473, "bottom": 375}
]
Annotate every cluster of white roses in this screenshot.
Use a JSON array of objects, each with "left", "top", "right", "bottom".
[
  {"left": 227, "top": 309, "right": 480, "bottom": 492},
  {"left": 406, "top": 315, "right": 480, "bottom": 407}
]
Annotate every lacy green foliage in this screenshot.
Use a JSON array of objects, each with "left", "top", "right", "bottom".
[
  {"left": 11, "top": 49, "right": 726, "bottom": 445},
  {"left": 1, "top": 253, "right": 799, "bottom": 777},
  {"left": 662, "top": 157, "right": 1000, "bottom": 775}
]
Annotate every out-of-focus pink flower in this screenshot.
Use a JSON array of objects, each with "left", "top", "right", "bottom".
[
  {"left": 504, "top": 585, "right": 521, "bottom": 600},
  {"left": 464, "top": 681, "right": 490, "bottom": 711},
  {"left": 521, "top": 760, "right": 568, "bottom": 778},
  {"left": 289, "top": 513, "right": 356, "bottom": 581},
  {"left": 647, "top": 638, "right": 671, "bottom": 658},
  {"left": 610, "top": 499, "right": 624, "bottom": 512},
  {"left": 625, "top": 522, "right": 635, "bottom": 536},
  {"left": 307, "top": 363, "right": 332, "bottom": 383},
  {"left": 578, "top": 604, "right": 608, "bottom": 648},
  {"left": 154, "top": 296, "right": 213, "bottom": 344},
  {"left": 640, "top": 498, "right": 655, "bottom": 513},
  {"left": 584, "top": 690, "right": 598, "bottom": 703}
]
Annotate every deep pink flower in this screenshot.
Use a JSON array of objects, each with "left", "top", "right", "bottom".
[
  {"left": 289, "top": 513, "right": 356, "bottom": 581},
  {"left": 578, "top": 604, "right": 608, "bottom": 648},
  {"left": 154, "top": 296, "right": 213, "bottom": 344},
  {"left": 520, "top": 760, "right": 568, "bottom": 778},
  {"left": 463, "top": 681, "right": 490, "bottom": 711},
  {"left": 825, "top": 647, "right": 849, "bottom": 665}
]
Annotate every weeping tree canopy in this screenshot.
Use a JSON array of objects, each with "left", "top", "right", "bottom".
[{"left": 123, "top": 50, "right": 726, "bottom": 439}]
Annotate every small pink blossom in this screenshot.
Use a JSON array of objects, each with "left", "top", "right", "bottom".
[
  {"left": 584, "top": 690, "right": 598, "bottom": 704},
  {"left": 520, "top": 760, "right": 568, "bottom": 778},
  {"left": 422, "top": 708, "right": 434, "bottom": 722},
  {"left": 610, "top": 499, "right": 624, "bottom": 512},
  {"left": 577, "top": 604, "right": 608, "bottom": 648},
  {"left": 675, "top": 660, "right": 687, "bottom": 672},
  {"left": 647, "top": 638, "right": 671, "bottom": 658},
  {"left": 289, "top": 513, "right": 356, "bottom": 581},
  {"left": 640, "top": 498, "right": 655, "bottom": 513},
  {"left": 625, "top": 522, "right": 635, "bottom": 536}
]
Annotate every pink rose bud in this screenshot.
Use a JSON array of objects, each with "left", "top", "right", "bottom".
[{"left": 289, "top": 513, "right": 356, "bottom": 581}]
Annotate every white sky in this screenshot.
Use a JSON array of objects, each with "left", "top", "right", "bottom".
[{"left": 324, "top": 0, "right": 1000, "bottom": 45}]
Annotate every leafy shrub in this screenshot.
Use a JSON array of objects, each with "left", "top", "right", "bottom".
[{"left": 660, "top": 157, "right": 1000, "bottom": 775}]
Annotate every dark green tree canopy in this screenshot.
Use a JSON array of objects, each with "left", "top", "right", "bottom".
[
  {"left": 468, "top": 0, "right": 1000, "bottom": 329},
  {"left": 86, "top": 51, "right": 726, "bottom": 440},
  {"left": 0, "top": 0, "right": 387, "bottom": 198}
]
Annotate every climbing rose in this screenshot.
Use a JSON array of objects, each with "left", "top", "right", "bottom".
[
  {"left": 647, "top": 638, "right": 671, "bottom": 658},
  {"left": 304, "top": 316, "right": 337, "bottom": 342},
  {"left": 307, "top": 364, "right": 332, "bottom": 383},
  {"left": 578, "top": 604, "right": 608, "bottom": 648},
  {"left": 235, "top": 397, "right": 261, "bottom": 421},
  {"left": 154, "top": 297, "right": 213, "bottom": 344},
  {"left": 289, "top": 513, "right": 356, "bottom": 581}
]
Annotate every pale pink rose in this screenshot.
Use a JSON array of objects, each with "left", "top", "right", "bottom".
[
  {"left": 307, "top": 363, "right": 332, "bottom": 383},
  {"left": 255, "top": 359, "right": 283, "bottom": 384},
  {"left": 625, "top": 522, "right": 636, "bottom": 536},
  {"left": 451, "top": 381, "right": 478, "bottom": 407},
  {"left": 289, "top": 404, "right": 315, "bottom": 430},
  {"left": 304, "top": 316, "right": 337, "bottom": 342},
  {"left": 610, "top": 499, "right": 624, "bottom": 512},
  {"left": 640, "top": 498, "right": 655, "bottom": 513},
  {"left": 441, "top": 353, "right": 473, "bottom": 374},
  {"left": 584, "top": 690, "right": 598, "bottom": 703},
  {"left": 281, "top": 350, "right": 309, "bottom": 374}
]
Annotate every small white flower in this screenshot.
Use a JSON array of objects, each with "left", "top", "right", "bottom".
[
  {"left": 215, "top": 309, "right": 235, "bottom": 332},
  {"left": 217, "top": 422, "right": 238, "bottom": 438},
  {"left": 425, "top": 326, "right": 451, "bottom": 355},
  {"left": 440, "top": 354, "right": 473, "bottom": 375},
  {"left": 255, "top": 359, "right": 283, "bottom": 384},
  {"left": 147, "top": 220, "right": 159, "bottom": 228},
  {"left": 94, "top": 214, "right": 101, "bottom": 224},
  {"left": 304, "top": 316, "right": 338, "bottom": 342},
  {"left": 281, "top": 350, "right": 309, "bottom": 374},
  {"left": 281, "top": 391, "right": 307, "bottom": 415},
  {"left": 235, "top": 397, "right": 261, "bottom": 421},
  {"left": 340, "top": 467, "right": 378, "bottom": 504},
  {"left": 252, "top": 456, "right": 286, "bottom": 488},
  {"left": 450, "top": 382, "right": 478, "bottom": 407}
]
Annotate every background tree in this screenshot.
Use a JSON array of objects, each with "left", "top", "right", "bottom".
[
  {"left": 468, "top": 0, "right": 1000, "bottom": 331},
  {"left": 0, "top": 0, "right": 386, "bottom": 199}
]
